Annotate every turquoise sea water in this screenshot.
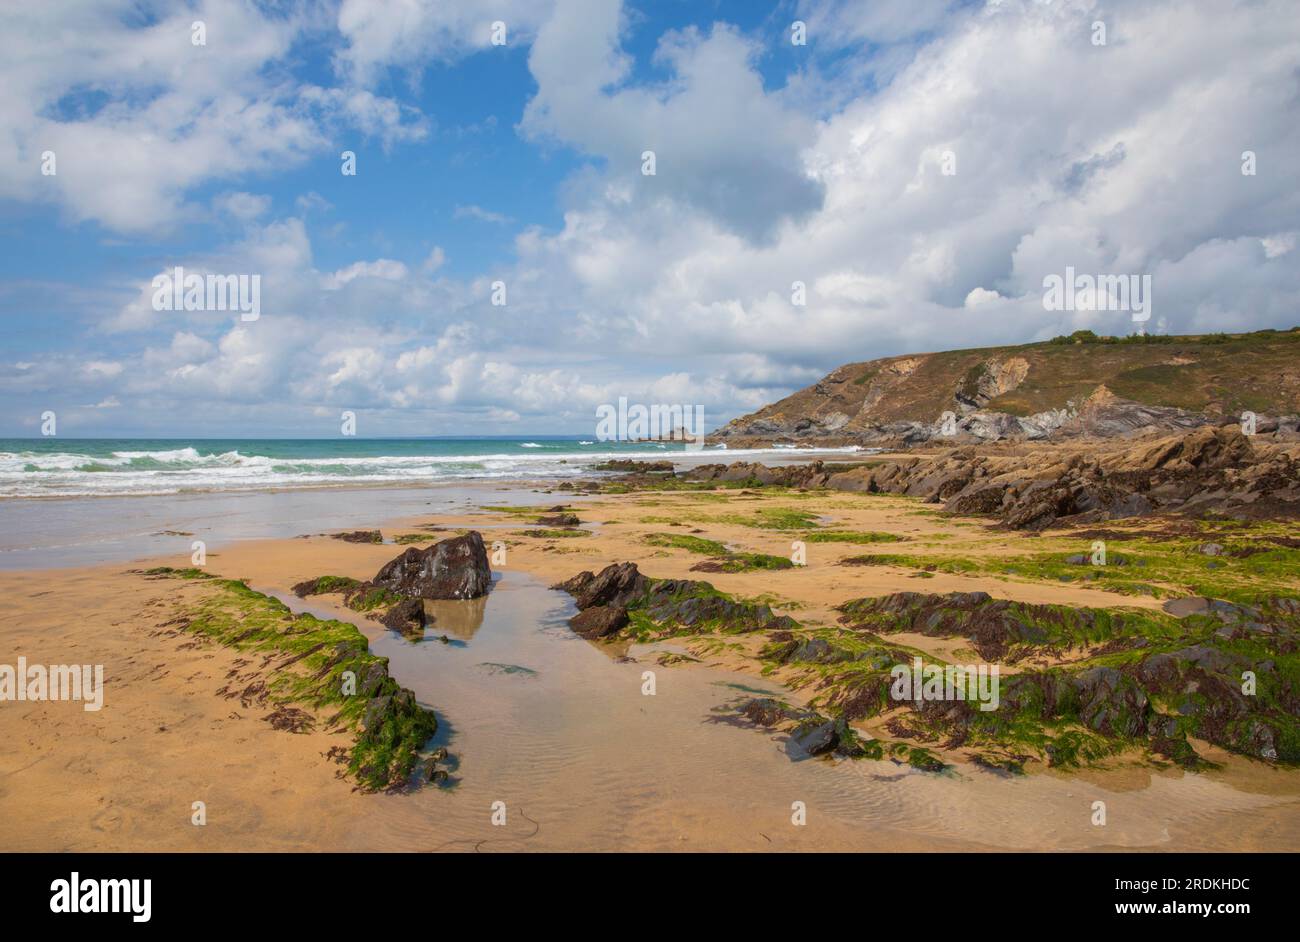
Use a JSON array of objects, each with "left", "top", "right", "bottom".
[{"left": 0, "top": 437, "right": 855, "bottom": 498}]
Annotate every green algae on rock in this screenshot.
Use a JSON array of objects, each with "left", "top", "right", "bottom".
[
  {"left": 552, "top": 561, "right": 798, "bottom": 642},
  {"left": 140, "top": 567, "right": 437, "bottom": 791}
]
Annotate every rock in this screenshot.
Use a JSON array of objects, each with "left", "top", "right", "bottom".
[
  {"left": 372, "top": 531, "right": 492, "bottom": 600},
  {"left": 536, "top": 512, "right": 581, "bottom": 527},
  {"left": 1072, "top": 666, "right": 1150, "bottom": 737},
  {"left": 838, "top": 591, "right": 1068, "bottom": 662},
  {"left": 592, "top": 459, "right": 674, "bottom": 472},
  {"left": 740, "top": 697, "right": 797, "bottom": 727},
  {"left": 379, "top": 597, "right": 427, "bottom": 634},
  {"left": 638, "top": 585, "right": 797, "bottom": 634},
  {"left": 291, "top": 575, "right": 360, "bottom": 598},
  {"left": 791, "top": 720, "right": 838, "bottom": 756},
  {"left": 332, "top": 530, "right": 382, "bottom": 544},
  {"left": 555, "top": 562, "right": 797, "bottom": 639},
  {"left": 553, "top": 562, "right": 649, "bottom": 611},
  {"left": 360, "top": 694, "right": 392, "bottom": 734},
  {"left": 688, "top": 425, "right": 1297, "bottom": 530},
  {"left": 1199, "top": 542, "right": 1225, "bottom": 556},
  {"left": 949, "top": 486, "right": 1006, "bottom": 515},
  {"left": 903, "top": 748, "right": 948, "bottom": 772},
  {"left": 570, "top": 605, "right": 630, "bottom": 639},
  {"left": 1163, "top": 597, "right": 1212, "bottom": 617}
]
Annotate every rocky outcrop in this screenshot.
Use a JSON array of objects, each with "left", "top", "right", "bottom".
[
  {"left": 837, "top": 591, "right": 1108, "bottom": 662},
  {"left": 293, "top": 532, "right": 491, "bottom": 635},
  {"left": 592, "top": 459, "right": 674, "bottom": 472},
  {"left": 682, "top": 426, "right": 1300, "bottom": 529},
  {"left": 553, "top": 562, "right": 649, "bottom": 639},
  {"left": 372, "top": 531, "right": 492, "bottom": 600},
  {"left": 553, "top": 562, "right": 798, "bottom": 640},
  {"left": 792, "top": 587, "right": 1300, "bottom": 768}
]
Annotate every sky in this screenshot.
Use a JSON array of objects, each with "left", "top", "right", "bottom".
[{"left": 0, "top": 0, "right": 1297, "bottom": 438}]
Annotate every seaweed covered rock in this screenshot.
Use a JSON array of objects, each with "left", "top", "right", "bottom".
[
  {"left": 592, "top": 459, "right": 674, "bottom": 472},
  {"left": 637, "top": 579, "right": 799, "bottom": 635},
  {"left": 146, "top": 568, "right": 437, "bottom": 792},
  {"left": 733, "top": 698, "right": 883, "bottom": 760},
  {"left": 741, "top": 697, "right": 800, "bottom": 727},
  {"left": 292, "top": 575, "right": 361, "bottom": 598},
  {"left": 553, "top": 562, "right": 798, "bottom": 640},
  {"left": 1071, "top": 666, "right": 1151, "bottom": 737},
  {"left": 332, "top": 529, "right": 383, "bottom": 543},
  {"left": 791, "top": 719, "right": 838, "bottom": 755},
  {"left": 824, "top": 588, "right": 1300, "bottom": 768},
  {"left": 1129, "top": 635, "right": 1298, "bottom": 762},
  {"left": 372, "top": 530, "right": 492, "bottom": 600},
  {"left": 837, "top": 591, "right": 1114, "bottom": 661}
]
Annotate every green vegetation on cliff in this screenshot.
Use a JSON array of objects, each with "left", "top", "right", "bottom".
[{"left": 715, "top": 327, "right": 1300, "bottom": 439}]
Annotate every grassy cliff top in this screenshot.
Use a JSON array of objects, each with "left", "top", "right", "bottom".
[{"left": 717, "top": 328, "right": 1300, "bottom": 436}]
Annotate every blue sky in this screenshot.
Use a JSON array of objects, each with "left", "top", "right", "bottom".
[{"left": 1, "top": 0, "right": 1297, "bottom": 437}]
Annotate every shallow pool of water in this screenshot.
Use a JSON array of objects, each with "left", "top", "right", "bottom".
[{"left": 274, "top": 571, "right": 1300, "bottom": 852}]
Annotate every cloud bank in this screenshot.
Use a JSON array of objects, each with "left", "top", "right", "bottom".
[{"left": 1, "top": 0, "right": 1297, "bottom": 435}]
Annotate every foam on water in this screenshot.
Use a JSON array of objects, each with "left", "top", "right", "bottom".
[{"left": 0, "top": 439, "right": 867, "bottom": 498}]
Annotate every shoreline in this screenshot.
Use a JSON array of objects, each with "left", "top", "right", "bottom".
[{"left": 3, "top": 458, "right": 1299, "bottom": 851}]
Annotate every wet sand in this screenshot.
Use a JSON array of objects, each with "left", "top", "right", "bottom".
[{"left": 2, "top": 480, "right": 1299, "bottom": 851}]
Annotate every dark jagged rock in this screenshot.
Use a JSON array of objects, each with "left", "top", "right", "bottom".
[
  {"left": 372, "top": 531, "right": 492, "bottom": 600},
  {"left": 1072, "top": 666, "right": 1151, "bottom": 737},
  {"left": 553, "top": 561, "right": 648, "bottom": 610},
  {"left": 680, "top": 426, "right": 1298, "bottom": 530},
  {"left": 553, "top": 562, "right": 797, "bottom": 640}
]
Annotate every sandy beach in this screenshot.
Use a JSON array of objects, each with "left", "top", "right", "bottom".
[{"left": 3, "top": 472, "right": 1299, "bottom": 852}]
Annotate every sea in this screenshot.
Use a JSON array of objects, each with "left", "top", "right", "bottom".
[
  {"left": 0, "top": 437, "right": 866, "bottom": 500},
  {"left": 0, "top": 437, "right": 870, "bottom": 568}
]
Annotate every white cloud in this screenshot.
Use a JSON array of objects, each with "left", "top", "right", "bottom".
[
  {"left": 6, "top": 0, "right": 1300, "bottom": 436},
  {"left": 323, "top": 259, "right": 410, "bottom": 290},
  {"left": 964, "top": 287, "right": 1002, "bottom": 307},
  {"left": 521, "top": 0, "right": 824, "bottom": 241},
  {"left": 213, "top": 192, "right": 272, "bottom": 223},
  {"left": 0, "top": 0, "right": 426, "bottom": 234},
  {"left": 336, "top": 0, "right": 554, "bottom": 84},
  {"left": 454, "top": 204, "right": 514, "bottom": 225}
]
